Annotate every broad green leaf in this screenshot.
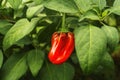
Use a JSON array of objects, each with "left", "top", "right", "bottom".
[
  {"left": 101, "top": 52, "right": 115, "bottom": 80},
  {"left": 1, "top": 53, "right": 28, "bottom": 80},
  {"left": 101, "top": 25, "right": 119, "bottom": 50},
  {"left": 91, "top": 0, "right": 106, "bottom": 10},
  {"left": 113, "top": 0, "right": 120, "bottom": 15},
  {"left": 3, "top": 18, "right": 39, "bottom": 50},
  {"left": 27, "top": 49, "right": 45, "bottom": 76},
  {"left": 26, "top": 5, "right": 44, "bottom": 18},
  {"left": 7, "top": 0, "right": 22, "bottom": 9},
  {"left": 0, "top": 50, "right": 3, "bottom": 68},
  {"left": 95, "top": 51, "right": 115, "bottom": 80},
  {"left": 110, "top": 7, "right": 120, "bottom": 15},
  {"left": 37, "top": 62, "right": 75, "bottom": 80},
  {"left": 79, "top": 10, "right": 99, "bottom": 22},
  {"left": 74, "top": 0, "right": 92, "bottom": 13},
  {"left": 0, "top": 20, "right": 12, "bottom": 35},
  {"left": 75, "top": 25, "right": 107, "bottom": 74},
  {"left": 103, "top": 52, "right": 114, "bottom": 68},
  {"left": 109, "top": 0, "right": 120, "bottom": 15},
  {"left": 43, "top": 0, "right": 78, "bottom": 13}
]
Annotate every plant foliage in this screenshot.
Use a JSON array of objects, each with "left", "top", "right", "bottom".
[{"left": 0, "top": 0, "right": 120, "bottom": 80}]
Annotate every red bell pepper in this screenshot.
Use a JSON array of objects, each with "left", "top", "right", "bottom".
[{"left": 48, "top": 32, "right": 74, "bottom": 64}]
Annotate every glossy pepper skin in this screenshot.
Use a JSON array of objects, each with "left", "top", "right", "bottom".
[{"left": 48, "top": 32, "right": 74, "bottom": 64}]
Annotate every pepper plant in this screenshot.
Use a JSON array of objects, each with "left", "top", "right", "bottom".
[{"left": 0, "top": 0, "right": 120, "bottom": 80}]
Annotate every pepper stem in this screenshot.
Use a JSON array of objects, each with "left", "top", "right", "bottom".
[
  {"left": 61, "top": 13, "right": 67, "bottom": 32},
  {"left": 62, "top": 13, "right": 65, "bottom": 28}
]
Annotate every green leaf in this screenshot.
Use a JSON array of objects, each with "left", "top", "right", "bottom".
[
  {"left": 113, "top": 0, "right": 120, "bottom": 15},
  {"left": 95, "top": 51, "right": 115, "bottom": 80},
  {"left": 103, "top": 52, "right": 114, "bottom": 69},
  {"left": 110, "top": 7, "right": 120, "bottom": 15},
  {"left": 66, "top": 17, "right": 79, "bottom": 29},
  {"left": 91, "top": 0, "right": 106, "bottom": 10},
  {"left": 0, "top": 20, "right": 12, "bottom": 35},
  {"left": 79, "top": 10, "right": 99, "bottom": 22},
  {"left": 101, "top": 52, "right": 115, "bottom": 80},
  {"left": 33, "top": 0, "right": 43, "bottom": 5},
  {"left": 109, "top": 0, "right": 120, "bottom": 15},
  {"left": 27, "top": 49, "right": 45, "bottom": 76},
  {"left": 3, "top": 18, "right": 39, "bottom": 50},
  {"left": 15, "top": 36, "right": 32, "bottom": 47},
  {"left": 113, "top": 0, "right": 120, "bottom": 7},
  {"left": 43, "top": 0, "right": 78, "bottom": 13},
  {"left": 0, "top": 50, "right": 3, "bottom": 68},
  {"left": 75, "top": 25, "right": 107, "bottom": 74},
  {"left": 7, "top": 0, "right": 22, "bottom": 9},
  {"left": 15, "top": 36, "right": 32, "bottom": 45},
  {"left": 1, "top": 53, "right": 28, "bottom": 80},
  {"left": 14, "top": 9, "right": 24, "bottom": 19},
  {"left": 37, "top": 62, "right": 75, "bottom": 80},
  {"left": 103, "top": 14, "right": 117, "bottom": 26},
  {"left": 22, "top": 0, "right": 32, "bottom": 3},
  {"left": 101, "top": 25, "right": 119, "bottom": 50},
  {"left": 26, "top": 5, "right": 44, "bottom": 18},
  {"left": 74, "top": 0, "right": 92, "bottom": 13}
]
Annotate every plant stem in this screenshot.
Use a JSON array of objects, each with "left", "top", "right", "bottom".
[{"left": 61, "top": 13, "right": 66, "bottom": 32}]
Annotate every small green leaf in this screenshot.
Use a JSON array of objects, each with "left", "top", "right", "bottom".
[
  {"left": 26, "top": 5, "right": 44, "bottom": 18},
  {"left": 43, "top": 0, "right": 78, "bottom": 13},
  {"left": 109, "top": 0, "right": 120, "bottom": 15},
  {"left": 79, "top": 10, "right": 99, "bottom": 22},
  {"left": 27, "top": 49, "right": 45, "bottom": 76},
  {"left": 113, "top": 0, "right": 120, "bottom": 7},
  {"left": 91, "top": 0, "right": 106, "bottom": 10},
  {"left": 15, "top": 36, "right": 32, "bottom": 47},
  {"left": 3, "top": 18, "right": 39, "bottom": 50},
  {"left": 1, "top": 53, "right": 28, "bottom": 80},
  {"left": 101, "top": 25, "right": 119, "bottom": 50},
  {"left": 102, "top": 9, "right": 109, "bottom": 17},
  {"left": 14, "top": 9, "right": 24, "bottom": 19},
  {"left": 66, "top": 17, "right": 79, "bottom": 29},
  {"left": 0, "top": 20, "right": 12, "bottom": 35},
  {"left": 0, "top": 50, "right": 3, "bottom": 68},
  {"left": 75, "top": 25, "right": 107, "bottom": 74},
  {"left": 7, "top": 0, "right": 22, "bottom": 9},
  {"left": 74, "top": 0, "right": 92, "bottom": 13},
  {"left": 103, "top": 14, "right": 117, "bottom": 26},
  {"left": 22, "top": 0, "right": 32, "bottom": 3},
  {"left": 37, "top": 62, "right": 75, "bottom": 80},
  {"left": 33, "top": 0, "right": 43, "bottom": 5},
  {"left": 109, "top": 7, "right": 120, "bottom": 15}
]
